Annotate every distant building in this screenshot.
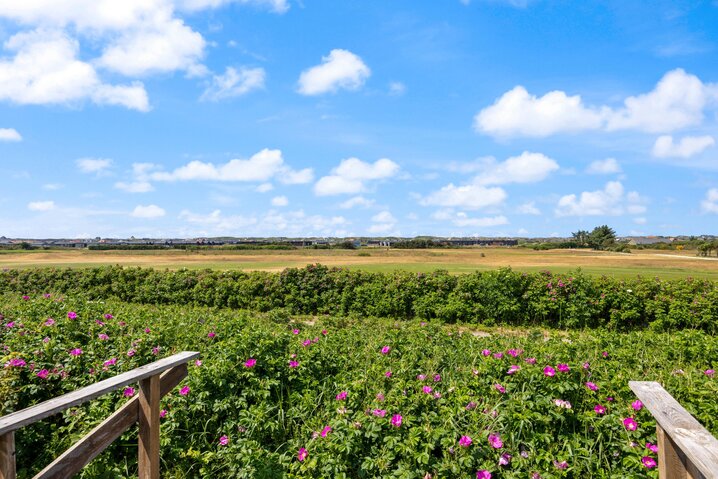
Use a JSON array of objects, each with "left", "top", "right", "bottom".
[{"left": 626, "top": 237, "right": 674, "bottom": 246}]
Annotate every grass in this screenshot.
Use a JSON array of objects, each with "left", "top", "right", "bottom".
[{"left": 1, "top": 247, "right": 717, "bottom": 279}]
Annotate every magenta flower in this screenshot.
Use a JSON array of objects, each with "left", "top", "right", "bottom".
[
  {"left": 585, "top": 381, "right": 598, "bottom": 391},
  {"left": 543, "top": 366, "right": 555, "bottom": 377},
  {"left": 160, "top": 409, "right": 167, "bottom": 418},
  {"left": 123, "top": 387, "right": 135, "bottom": 397},
  {"left": 69, "top": 348, "right": 83, "bottom": 356},
  {"left": 390, "top": 414, "right": 403, "bottom": 427},
  {"left": 381, "top": 346, "right": 391, "bottom": 355},
  {"left": 488, "top": 434, "right": 503, "bottom": 449},
  {"left": 417, "top": 374, "right": 426, "bottom": 381},
  {"left": 321, "top": 329, "right": 328, "bottom": 335},
  {"left": 43, "top": 293, "right": 51, "bottom": 299},
  {"left": 5, "top": 322, "right": 14, "bottom": 328},
  {"left": 320, "top": 426, "right": 332, "bottom": 437},
  {"left": 705, "top": 369, "right": 715, "bottom": 377},
  {"left": 554, "top": 460, "right": 568, "bottom": 470},
  {"left": 179, "top": 385, "right": 190, "bottom": 396},
  {"left": 207, "top": 331, "right": 216, "bottom": 339},
  {"left": 498, "top": 453, "right": 512, "bottom": 466},
  {"left": 602, "top": 351, "right": 609, "bottom": 358},
  {"left": 646, "top": 442, "right": 659, "bottom": 453},
  {"left": 482, "top": 349, "right": 491, "bottom": 356},
  {"left": 433, "top": 374, "right": 441, "bottom": 382},
  {"left": 507, "top": 365, "right": 520, "bottom": 375},
  {"left": 642, "top": 456, "right": 657, "bottom": 469},
  {"left": 152, "top": 346, "right": 160, "bottom": 355},
  {"left": 376, "top": 393, "right": 385, "bottom": 401},
  {"left": 292, "top": 329, "right": 300, "bottom": 335},
  {"left": 459, "top": 435, "right": 472, "bottom": 447},
  {"left": 219, "top": 435, "right": 229, "bottom": 446},
  {"left": 422, "top": 385, "right": 433, "bottom": 394},
  {"left": 336, "top": 391, "right": 347, "bottom": 401},
  {"left": 44, "top": 318, "right": 56, "bottom": 326},
  {"left": 525, "top": 357, "right": 536, "bottom": 364},
  {"left": 104, "top": 313, "right": 114, "bottom": 319},
  {"left": 494, "top": 383, "right": 506, "bottom": 394},
  {"left": 372, "top": 409, "right": 387, "bottom": 417},
  {"left": 127, "top": 349, "right": 136, "bottom": 357},
  {"left": 507, "top": 349, "right": 521, "bottom": 357},
  {"left": 623, "top": 417, "right": 638, "bottom": 431},
  {"left": 557, "top": 363, "right": 570, "bottom": 373},
  {"left": 493, "top": 352, "right": 503, "bottom": 359},
  {"left": 583, "top": 362, "right": 591, "bottom": 369},
  {"left": 631, "top": 400, "right": 643, "bottom": 411},
  {"left": 22, "top": 295, "right": 30, "bottom": 300},
  {"left": 98, "top": 333, "right": 110, "bottom": 341},
  {"left": 195, "top": 360, "right": 202, "bottom": 367},
  {"left": 36, "top": 369, "right": 49, "bottom": 379},
  {"left": 67, "top": 311, "right": 77, "bottom": 320},
  {"left": 385, "top": 371, "right": 392, "bottom": 378},
  {"left": 302, "top": 339, "right": 312, "bottom": 347},
  {"left": 297, "top": 447, "right": 308, "bottom": 461},
  {"left": 465, "top": 401, "right": 477, "bottom": 410},
  {"left": 476, "top": 471, "right": 492, "bottom": 479},
  {"left": 594, "top": 404, "right": 606, "bottom": 415},
  {"left": 244, "top": 358, "right": 257, "bottom": 368},
  {"left": 289, "top": 360, "right": 299, "bottom": 368}
]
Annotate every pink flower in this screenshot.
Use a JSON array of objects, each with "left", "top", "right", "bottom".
[
  {"left": 585, "top": 381, "right": 598, "bottom": 391},
  {"left": 372, "top": 409, "right": 386, "bottom": 417},
  {"left": 297, "top": 447, "right": 308, "bottom": 461},
  {"left": 43, "top": 293, "right": 51, "bottom": 299},
  {"left": 381, "top": 346, "right": 391, "bottom": 355},
  {"left": 5, "top": 322, "right": 14, "bottom": 328},
  {"left": 417, "top": 374, "right": 426, "bottom": 381},
  {"left": 144, "top": 328, "right": 151, "bottom": 334},
  {"left": 36, "top": 369, "right": 49, "bottom": 379},
  {"left": 179, "top": 386, "right": 190, "bottom": 396},
  {"left": 5, "top": 358, "right": 27, "bottom": 368},
  {"left": 219, "top": 435, "right": 229, "bottom": 446},
  {"left": 44, "top": 318, "right": 55, "bottom": 326},
  {"left": 646, "top": 442, "right": 658, "bottom": 453},
  {"left": 67, "top": 311, "right": 77, "bottom": 320},
  {"left": 22, "top": 295, "right": 30, "bottom": 300},
  {"left": 207, "top": 332, "right": 216, "bottom": 339},
  {"left": 642, "top": 456, "right": 657, "bottom": 469},
  {"left": 292, "top": 329, "right": 300, "bottom": 335},
  {"left": 123, "top": 387, "right": 135, "bottom": 397},
  {"left": 507, "top": 365, "right": 520, "bottom": 375},
  {"left": 525, "top": 357, "right": 536, "bottom": 364},
  {"left": 302, "top": 339, "right": 312, "bottom": 347},
  {"left": 385, "top": 371, "right": 392, "bottom": 378},
  {"left": 376, "top": 393, "right": 385, "bottom": 401},
  {"left": 103, "top": 358, "right": 117, "bottom": 368},
  {"left": 320, "top": 426, "right": 332, "bottom": 437},
  {"left": 602, "top": 351, "right": 609, "bottom": 358},
  {"left": 507, "top": 349, "right": 521, "bottom": 357},
  {"left": 488, "top": 434, "right": 503, "bottom": 449},
  {"left": 104, "top": 313, "right": 114, "bottom": 319},
  {"left": 69, "top": 348, "right": 83, "bottom": 356},
  {"left": 160, "top": 409, "right": 167, "bottom": 418},
  {"left": 98, "top": 333, "right": 110, "bottom": 341},
  {"left": 583, "top": 362, "right": 591, "bottom": 369},
  {"left": 244, "top": 358, "right": 257, "bottom": 368},
  {"left": 557, "top": 363, "right": 570, "bottom": 373},
  {"left": 390, "top": 414, "right": 403, "bottom": 427},
  {"left": 705, "top": 369, "right": 715, "bottom": 377},
  {"left": 498, "top": 453, "right": 512, "bottom": 466},
  {"left": 195, "top": 360, "right": 202, "bottom": 367},
  {"left": 476, "top": 470, "right": 492, "bottom": 479},
  {"left": 623, "top": 417, "right": 638, "bottom": 431},
  {"left": 321, "top": 329, "right": 328, "bottom": 335},
  {"left": 482, "top": 349, "right": 491, "bottom": 356},
  {"left": 465, "top": 401, "right": 477, "bottom": 410},
  {"left": 494, "top": 384, "right": 506, "bottom": 394},
  {"left": 493, "top": 352, "right": 503, "bottom": 359},
  {"left": 554, "top": 460, "right": 568, "bottom": 470},
  {"left": 459, "top": 435, "right": 472, "bottom": 447},
  {"left": 594, "top": 404, "right": 606, "bottom": 415},
  {"left": 632, "top": 400, "right": 643, "bottom": 411},
  {"left": 433, "top": 374, "right": 441, "bottom": 382},
  {"left": 422, "top": 385, "right": 433, "bottom": 394},
  {"left": 127, "top": 349, "right": 136, "bottom": 357},
  {"left": 152, "top": 347, "right": 160, "bottom": 355},
  {"left": 543, "top": 366, "right": 555, "bottom": 377},
  {"left": 289, "top": 360, "right": 299, "bottom": 368},
  {"left": 554, "top": 399, "right": 572, "bottom": 409}
]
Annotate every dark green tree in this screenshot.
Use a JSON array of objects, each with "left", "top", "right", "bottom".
[
  {"left": 588, "top": 225, "right": 616, "bottom": 250},
  {"left": 571, "top": 230, "right": 590, "bottom": 247}
]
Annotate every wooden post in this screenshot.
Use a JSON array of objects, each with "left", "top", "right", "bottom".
[
  {"left": 657, "top": 424, "right": 697, "bottom": 479},
  {"left": 0, "top": 432, "right": 16, "bottom": 479},
  {"left": 138, "top": 375, "right": 160, "bottom": 479}
]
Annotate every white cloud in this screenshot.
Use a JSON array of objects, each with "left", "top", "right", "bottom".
[
  {"left": 42, "top": 183, "right": 63, "bottom": 190},
  {"left": 27, "top": 200, "right": 55, "bottom": 211},
  {"left": 367, "top": 211, "right": 397, "bottom": 234},
  {"left": 256, "top": 183, "right": 273, "bottom": 193},
  {"left": 421, "top": 184, "right": 507, "bottom": 210},
  {"left": 0, "top": 29, "right": 149, "bottom": 111},
  {"left": 473, "top": 151, "right": 559, "bottom": 185},
  {"left": 77, "top": 157, "right": 113, "bottom": 174},
  {"left": 200, "top": 66, "right": 265, "bottom": 101},
  {"left": 634, "top": 217, "right": 647, "bottom": 225},
  {"left": 150, "top": 149, "right": 313, "bottom": 184},
  {"left": 587, "top": 158, "right": 622, "bottom": 174},
  {"left": 339, "top": 196, "right": 375, "bottom": 209},
  {"left": 452, "top": 213, "right": 509, "bottom": 228},
  {"left": 652, "top": 135, "right": 715, "bottom": 158},
  {"left": 131, "top": 204, "right": 166, "bottom": 218},
  {"left": 115, "top": 181, "right": 154, "bottom": 193},
  {"left": 475, "top": 69, "right": 718, "bottom": 138},
  {"left": 0, "top": 128, "right": 22, "bottom": 141},
  {"left": 179, "top": 0, "right": 289, "bottom": 13},
  {"left": 702, "top": 188, "right": 718, "bottom": 214},
  {"left": 271, "top": 195, "right": 288, "bottom": 206},
  {"left": 555, "top": 181, "right": 647, "bottom": 217},
  {"left": 389, "top": 81, "right": 406, "bottom": 96},
  {"left": 517, "top": 201, "right": 541, "bottom": 215},
  {"left": 314, "top": 157, "right": 399, "bottom": 196},
  {"left": 297, "top": 49, "right": 370, "bottom": 95},
  {"left": 178, "top": 208, "right": 347, "bottom": 236},
  {"left": 372, "top": 211, "right": 396, "bottom": 223}
]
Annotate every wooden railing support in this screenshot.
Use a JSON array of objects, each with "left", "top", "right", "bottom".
[
  {"left": 0, "top": 352, "right": 199, "bottom": 479},
  {"left": 0, "top": 432, "right": 15, "bottom": 479},
  {"left": 630, "top": 381, "right": 718, "bottom": 479}
]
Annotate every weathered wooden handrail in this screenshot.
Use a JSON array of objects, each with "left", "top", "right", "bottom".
[
  {"left": 629, "top": 381, "right": 718, "bottom": 479},
  {"left": 0, "top": 351, "right": 199, "bottom": 479}
]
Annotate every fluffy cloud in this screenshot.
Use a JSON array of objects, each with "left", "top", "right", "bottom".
[
  {"left": 339, "top": 196, "right": 375, "bottom": 209},
  {"left": 702, "top": 188, "right": 718, "bottom": 214},
  {"left": 131, "top": 204, "right": 166, "bottom": 218},
  {"left": 150, "top": 149, "right": 313, "bottom": 184},
  {"left": 271, "top": 195, "right": 288, "bottom": 207},
  {"left": 368, "top": 211, "right": 397, "bottom": 234},
  {"left": 473, "top": 152, "right": 559, "bottom": 185},
  {"left": 314, "top": 158, "right": 399, "bottom": 196},
  {"left": 179, "top": 0, "right": 289, "bottom": 13},
  {"left": 0, "top": 128, "right": 22, "bottom": 142},
  {"left": 0, "top": 30, "right": 149, "bottom": 111},
  {"left": 200, "top": 67, "right": 265, "bottom": 101},
  {"left": 451, "top": 213, "right": 508, "bottom": 228},
  {"left": 27, "top": 200, "right": 55, "bottom": 211},
  {"left": 475, "top": 69, "right": 718, "bottom": 138},
  {"left": 652, "top": 135, "right": 715, "bottom": 159},
  {"left": 178, "top": 208, "right": 347, "bottom": 236},
  {"left": 517, "top": 202, "right": 541, "bottom": 215},
  {"left": 586, "top": 158, "right": 621, "bottom": 175},
  {"left": 297, "top": 49, "right": 370, "bottom": 96},
  {"left": 555, "top": 181, "right": 647, "bottom": 217},
  {"left": 77, "top": 157, "right": 113, "bottom": 174},
  {"left": 115, "top": 181, "right": 154, "bottom": 193},
  {"left": 421, "top": 184, "right": 507, "bottom": 210}
]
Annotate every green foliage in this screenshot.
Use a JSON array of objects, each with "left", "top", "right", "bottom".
[
  {"left": 1, "top": 296, "right": 716, "bottom": 477},
  {"left": 588, "top": 226, "right": 617, "bottom": 251}
]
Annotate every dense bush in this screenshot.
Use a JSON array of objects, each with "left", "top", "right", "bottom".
[
  {"left": 2, "top": 295, "right": 716, "bottom": 477},
  {"left": 1, "top": 265, "right": 717, "bottom": 333}
]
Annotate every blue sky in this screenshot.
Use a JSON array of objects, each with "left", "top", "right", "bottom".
[{"left": 1, "top": 0, "right": 718, "bottom": 238}]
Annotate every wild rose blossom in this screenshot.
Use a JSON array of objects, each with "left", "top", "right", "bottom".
[
  {"left": 179, "top": 386, "right": 190, "bottom": 396},
  {"left": 646, "top": 442, "right": 658, "bottom": 453},
  {"left": 372, "top": 409, "right": 386, "bottom": 417},
  {"left": 433, "top": 374, "right": 441, "bottom": 382},
  {"left": 195, "top": 360, "right": 202, "bottom": 367},
  {"left": 302, "top": 339, "right": 312, "bottom": 347},
  {"left": 5, "top": 358, "right": 26, "bottom": 368},
  {"left": 465, "top": 401, "right": 477, "bottom": 410},
  {"left": 476, "top": 471, "right": 491, "bottom": 479},
  {"left": 336, "top": 391, "right": 347, "bottom": 401},
  {"left": 493, "top": 352, "right": 503, "bottom": 359},
  {"left": 543, "top": 366, "right": 555, "bottom": 377},
  {"left": 554, "top": 460, "right": 568, "bottom": 470},
  {"left": 292, "top": 329, "right": 300, "bottom": 335},
  {"left": 594, "top": 404, "right": 606, "bottom": 415},
  {"left": 385, "top": 371, "right": 392, "bottom": 378},
  {"left": 632, "top": 400, "right": 643, "bottom": 411},
  {"left": 488, "top": 434, "right": 503, "bottom": 449},
  {"left": 244, "top": 358, "right": 257, "bottom": 368},
  {"left": 22, "top": 295, "right": 30, "bottom": 300},
  {"left": 482, "top": 349, "right": 491, "bottom": 356},
  {"left": 554, "top": 399, "right": 572, "bottom": 409},
  {"left": 642, "top": 456, "right": 657, "bottom": 469},
  {"left": 417, "top": 374, "right": 426, "bottom": 381},
  {"left": 289, "top": 360, "right": 299, "bottom": 369},
  {"left": 297, "top": 447, "right": 308, "bottom": 461},
  {"left": 98, "top": 333, "right": 110, "bottom": 340},
  {"left": 69, "top": 348, "right": 83, "bottom": 356},
  {"left": 44, "top": 318, "right": 55, "bottom": 326},
  {"left": 422, "top": 386, "right": 433, "bottom": 394},
  {"left": 36, "top": 369, "right": 49, "bottom": 379},
  {"left": 390, "top": 414, "right": 403, "bottom": 427},
  {"left": 705, "top": 369, "right": 715, "bottom": 377},
  {"left": 320, "top": 426, "right": 332, "bottom": 437},
  {"left": 557, "top": 363, "right": 570, "bottom": 373},
  {"left": 494, "top": 384, "right": 506, "bottom": 394},
  {"left": 498, "top": 453, "right": 512, "bottom": 466},
  {"left": 219, "top": 435, "right": 229, "bottom": 446},
  {"left": 67, "top": 312, "right": 77, "bottom": 320},
  {"left": 381, "top": 346, "right": 391, "bottom": 355},
  {"left": 160, "top": 409, "right": 167, "bottom": 418},
  {"left": 623, "top": 417, "right": 638, "bottom": 431},
  {"left": 123, "top": 387, "right": 135, "bottom": 397},
  {"left": 525, "top": 357, "right": 536, "bottom": 364},
  {"left": 459, "top": 435, "right": 472, "bottom": 447},
  {"left": 207, "top": 332, "right": 216, "bottom": 339},
  {"left": 507, "top": 365, "right": 520, "bottom": 375},
  {"left": 104, "top": 314, "right": 114, "bottom": 319},
  {"left": 585, "top": 381, "right": 598, "bottom": 391}
]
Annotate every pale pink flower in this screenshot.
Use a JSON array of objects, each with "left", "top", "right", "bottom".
[
  {"left": 372, "top": 409, "right": 386, "bottom": 417},
  {"left": 585, "top": 381, "right": 598, "bottom": 391}
]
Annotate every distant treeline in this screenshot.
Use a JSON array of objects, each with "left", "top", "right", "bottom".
[{"left": 1, "top": 264, "right": 716, "bottom": 333}]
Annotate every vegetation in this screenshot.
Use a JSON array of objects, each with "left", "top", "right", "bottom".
[{"left": 2, "top": 294, "right": 716, "bottom": 477}]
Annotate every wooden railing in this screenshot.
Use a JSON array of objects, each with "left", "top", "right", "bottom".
[
  {"left": 629, "top": 381, "right": 718, "bottom": 479},
  {"left": 0, "top": 351, "right": 199, "bottom": 479}
]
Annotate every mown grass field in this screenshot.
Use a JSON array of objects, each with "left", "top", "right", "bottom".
[{"left": 1, "top": 247, "right": 718, "bottom": 279}]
